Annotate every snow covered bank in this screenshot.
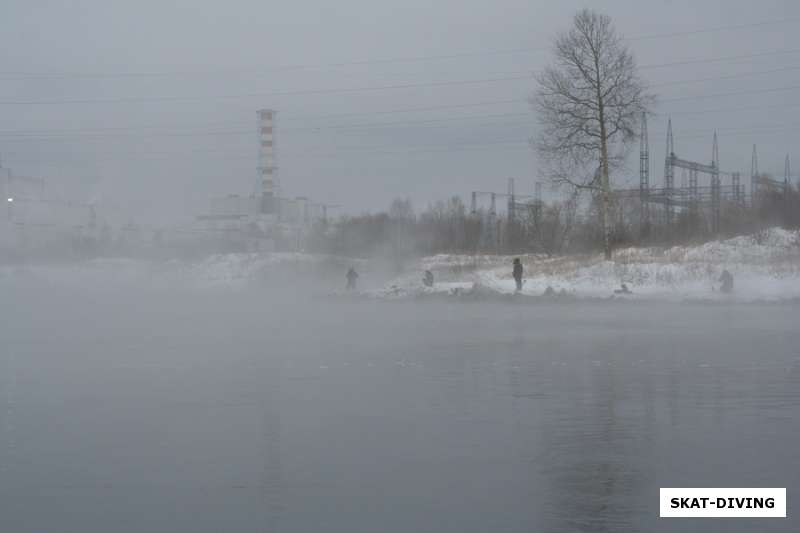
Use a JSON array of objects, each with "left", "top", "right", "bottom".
[
  {"left": 372, "top": 228, "right": 800, "bottom": 303},
  {"left": 1, "top": 228, "right": 798, "bottom": 302}
]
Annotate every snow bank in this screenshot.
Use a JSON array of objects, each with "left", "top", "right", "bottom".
[
  {"left": 1, "top": 228, "right": 798, "bottom": 302},
  {"left": 371, "top": 228, "right": 800, "bottom": 303}
]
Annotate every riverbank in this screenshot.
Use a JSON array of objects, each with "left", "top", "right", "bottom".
[
  {"left": 370, "top": 228, "right": 800, "bottom": 303},
  {"left": 2, "top": 228, "right": 798, "bottom": 303}
]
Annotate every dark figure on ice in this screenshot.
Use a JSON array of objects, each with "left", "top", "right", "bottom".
[
  {"left": 423, "top": 270, "right": 434, "bottom": 288},
  {"left": 614, "top": 283, "right": 632, "bottom": 295},
  {"left": 718, "top": 269, "right": 734, "bottom": 294},
  {"left": 346, "top": 267, "right": 359, "bottom": 290},
  {"left": 512, "top": 258, "right": 523, "bottom": 292}
]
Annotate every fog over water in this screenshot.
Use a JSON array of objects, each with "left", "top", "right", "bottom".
[
  {"left": 2, "top": 286, "right": 798, "bottom": 532},
  {"left": 2, "top": 1, "right": 800, "bottom": 530}
]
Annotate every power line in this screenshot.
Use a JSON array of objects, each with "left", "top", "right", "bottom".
[
  {"left": 627, "top": 17, "right": 800, "bottom": 41},
  {"left": 2, "top": 92, "right": 798, "bottom": 140},
  {"left": 3, "top": 79, "right": 800, "bottom": 145},
  {"left": 0, "top": 102, "right": 530, "bottom": 136},
  {"left": 0, "top": 17, "right": 796, "bottom": 81},
  {"left": 0, "top": 146, "right": 512, "bottom": 168},
  {"left": 3, "top": 140, "right": 533, "bottom": 165},
  {"left": 287, "top": 99, "right": 525, "bottom": 119},
  {"left": 4, "top": 82, "right": 800, "bottom": 142},
  {"left": 2, "top": 46, "right": 800, "bottom": 107},
  {"left": 640, "top": 48, "right": 800, "bottom": 70},
  {"left": 9, "top": 122, "right": 800, "bottom": 163},
  {"left": 6, "top": 93, "right": 800, "bottom": 143},
  {"left": 650, "top": 65, "right": 800, "bottom": 87},
  {"left": 661, "top": 84, "right": 800, "bottom": 103},
  {"left": 0, "top": 74, "right": 531, "bottom": 105},
  {"left": 0, "top": 119, "right": 247, "bottom": 136},
  {"left": 664, "top": 101, "right": 800, "bottom": 117},
  {"left": 0, "top": 112, "right": 534, "bottom": 140}
]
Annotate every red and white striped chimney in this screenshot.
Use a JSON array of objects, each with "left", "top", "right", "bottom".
[{"left": 257, "top": 109, "right": 277, "bottom": 213}]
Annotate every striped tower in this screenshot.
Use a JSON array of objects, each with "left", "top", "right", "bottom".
[{"left": 257, "top": 109, "right": 278, "bottom": 214}]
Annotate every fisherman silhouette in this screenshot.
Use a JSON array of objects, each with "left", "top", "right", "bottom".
[
  {"left": 512, "top": 258, "right": 523, "bottom": 292},
  {"left": 614, "top": 283, "right": 632, "bottom": 295},
  {"left": 346, "top": 267, "right": 359, "bottom": 290},
  {"left": 718, "top": 269, "right": 733, "bottom": 293}
]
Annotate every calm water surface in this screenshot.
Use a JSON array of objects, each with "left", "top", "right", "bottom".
[{"left": 1, "top": 289, "right": 798, "bottom": 532}]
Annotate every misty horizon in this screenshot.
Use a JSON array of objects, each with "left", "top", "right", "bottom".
[{"left": 2, "top": 1, "right": 800, "bottom": 225}]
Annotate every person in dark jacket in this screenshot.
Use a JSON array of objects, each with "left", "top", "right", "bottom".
[
  {"left": 422, "top": 270, "right": 434, "bottom": 288},
  {"left": 718, "top": 269, "right": 733, "bottom": 293},
  {"left": 346, "top": 267, "right": 359, "bottom": 290},
  {"left": 614, "top": 283, "right": 632, "bottom": 295},
  {"left": 512, "top": 258, "right": 523, "bottom": 292}
]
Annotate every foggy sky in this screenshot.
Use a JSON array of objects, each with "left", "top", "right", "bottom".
[{"left": 1, "top": 0, "right": 798, "bottom": 224}]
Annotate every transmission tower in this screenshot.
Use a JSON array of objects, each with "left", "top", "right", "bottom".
[
  {"left": 732, "top": 172, "right": 742, "bottom": 207},
  {"left": 689, "top": 167, "right": 698, "bottom": 213},
  {"left": 711, "top": 131, "right": 720, "bottom": 233},
  {"left": 639, "top": 112, "right": 650, "bottom": 234},
  {"left": 507, "top": 177, "right": 515, "bottom": 222},
  {"left": 664, "top": 118, "right": 675, "bottom": 226}
]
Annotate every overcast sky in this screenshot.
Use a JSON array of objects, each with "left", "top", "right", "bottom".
[{"left": 1, "top": 0, "right": 798, "bottom": 224}]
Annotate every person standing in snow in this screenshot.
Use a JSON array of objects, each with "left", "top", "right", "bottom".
[
  {"left": 718, "top": 269, "right": 733, "bottom": 293},
  {"left": 422, "top": 270, "right": 434, "bottom": 288},
  {"left": 512, "top": 258, "right": 523, "bottom": 292},
  {"left": 346, "top": 267, "right": 359, "bottom": 291}
]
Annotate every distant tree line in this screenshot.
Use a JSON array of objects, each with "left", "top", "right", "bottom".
[{"left": 308, "top": 186, "right": 800, "bottom": 259}]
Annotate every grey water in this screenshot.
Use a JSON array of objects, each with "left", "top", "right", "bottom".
[{"left": 1, "top": 289, "right": 798, "bottom": 532}]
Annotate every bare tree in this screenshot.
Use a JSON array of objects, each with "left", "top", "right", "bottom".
[{"left": 533, "top": 9, "right": 653, "bottom": 259}]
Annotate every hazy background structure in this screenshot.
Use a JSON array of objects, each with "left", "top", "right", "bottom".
[{"left": 1, "top": 0, "right": 799, "bottom": 227}]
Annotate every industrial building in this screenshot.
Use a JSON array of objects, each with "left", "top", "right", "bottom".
[
  {"left": 197, "top": 108, "right": 333, "bottom": 252},
  {"left": 1, "top": 168, "right": 101, "bottom": 258}
]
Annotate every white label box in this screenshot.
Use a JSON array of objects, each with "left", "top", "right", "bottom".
[{"left": 660, "top": 488, "right": 786, "bottom": 518}]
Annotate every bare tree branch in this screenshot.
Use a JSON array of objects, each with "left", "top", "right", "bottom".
[{"left": 532, "top": 9, "right": 654, "bottom": 259}]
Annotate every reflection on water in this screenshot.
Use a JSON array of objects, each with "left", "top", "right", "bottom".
[
  {"left": 260, "top": 355, "right": 285, "bottom": 533},
  {"left": 1, "top": 292, "right": 798, "bottom": 532}
]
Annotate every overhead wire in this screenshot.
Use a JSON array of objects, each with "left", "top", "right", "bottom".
[{"left": 0, "top": 16, "right": 797, "bottom": 80}]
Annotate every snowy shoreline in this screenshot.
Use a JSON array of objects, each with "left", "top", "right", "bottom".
[
  {"left": 369, "top": 228, "right": 800, "bottom": 303},
  {"left": 1, "top": 228, "right": 798, "bottom": 303}
]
